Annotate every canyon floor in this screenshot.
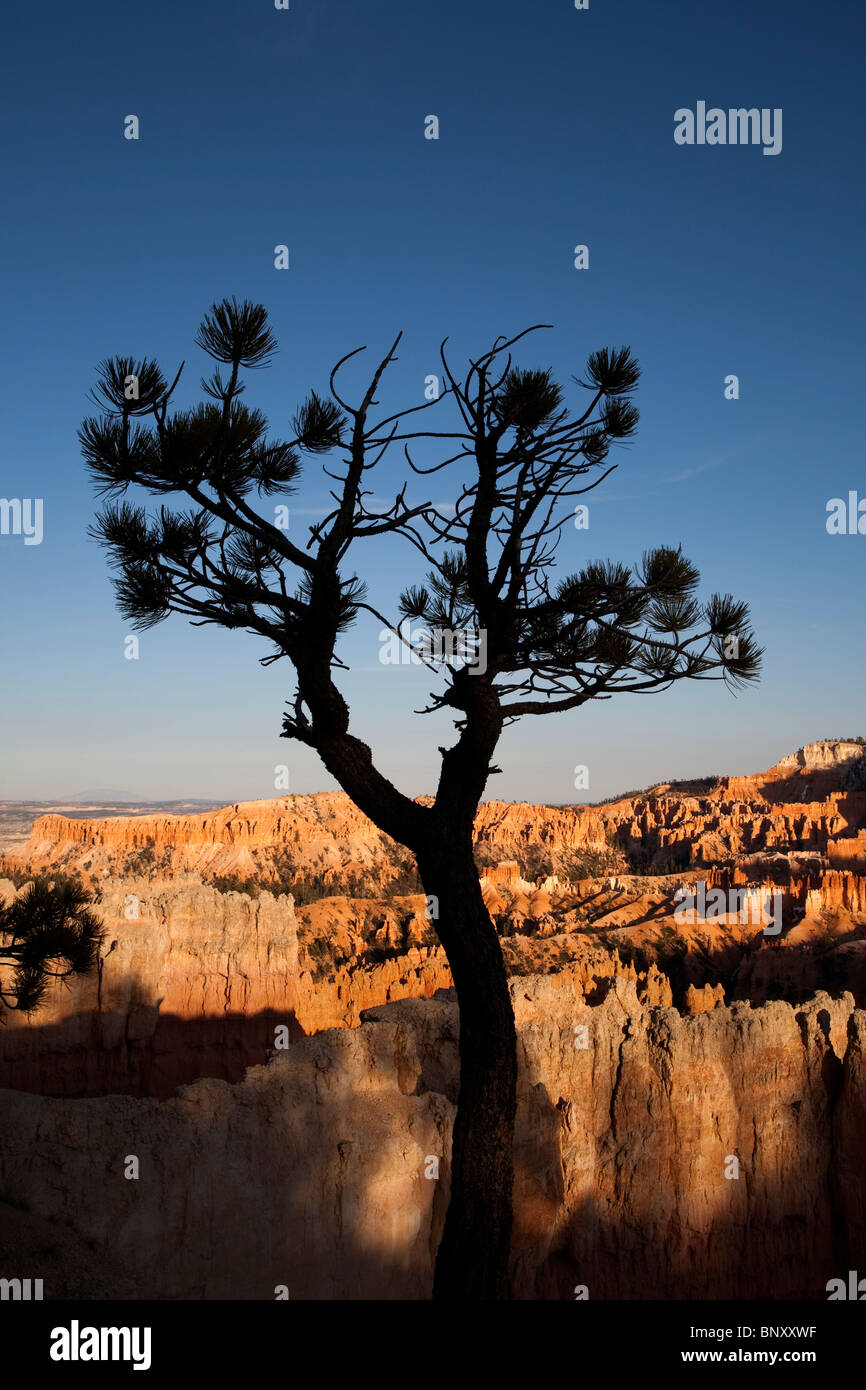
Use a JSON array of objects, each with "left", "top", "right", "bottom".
[{"left": 1, "top": 738, "right": 865, "bottom": 1299}]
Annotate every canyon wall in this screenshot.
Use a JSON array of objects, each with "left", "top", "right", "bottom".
[
  {"left": 0, "top": 979, "right": 862, "bottom": 1300},
  {"left": 13, "top": 769, "right": 866, "bottom": 888},
  {"left": 2, "top": 742, "right": 865, "bottom": 1299},
  {"left": 829, "top": 831, "right": 866, "bottom": 873},
  {"left": 3, "top": 737, "right": 865, "bottom": 1100},
  {"left": 0, "top": 877, "right": 459, "bottom": 1098},
  {"left": 0, "top": 877, "right": 302, "bottom": 1097},
  {"left": 0, "top": 874, "right": 678, "bottom": 1096}
]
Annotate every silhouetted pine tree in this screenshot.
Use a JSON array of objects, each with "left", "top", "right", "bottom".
[
  {"left": 82, "top": 298, "right": 761, "bottom": 1299},
  {"left": 0, "top": 877, "right": 103, "bottom": 1015}
]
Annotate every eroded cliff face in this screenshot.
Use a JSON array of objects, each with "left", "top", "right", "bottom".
[
  {"left": 11, "top": 740, "right": 866, "bottom": 888},
  {"left": 0, "top": 980, "right": 861, "bottom": 1300},
  {"left": 0, "top": 877, "right": 460, "bottom": 1097},
  {"left": 3, "top": 738, "right": 866, "bottom": 1098},
  {"left": 0, "top": 877, "right": 301, "bottom": 1097},
  {"left": 0, "top": 874, "right": 681, "bottom": 1096}
]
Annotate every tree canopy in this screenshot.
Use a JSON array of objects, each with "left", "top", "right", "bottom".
[{"left": 81, "top": 299, "right": 761, "bottom": 817}]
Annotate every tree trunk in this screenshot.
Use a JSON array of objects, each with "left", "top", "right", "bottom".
[{"left": 418, "top": 833, "right": 518, "bottom": 1301}]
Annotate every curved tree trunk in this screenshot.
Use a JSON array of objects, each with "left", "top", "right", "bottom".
[
  {"left": 314, "top": 713, "right": 516, "bottom": 1298},
  {"left": 418, "top": 833, "right": 518, "bottom": 1301}
]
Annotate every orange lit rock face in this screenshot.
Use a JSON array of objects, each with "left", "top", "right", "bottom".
[
  {"left": 0, "top": 878, "right": 303, "bottom": 1097},
  {"left": 2, "top": 738, "right": 865, "bottom": 1099},
  {"left": 828, "top": 831, "right": 866, "bottom": 873},
  {"left": 14, "top": 742, "right": 866, "bottom": 888},
  {"left": 21, "top": 795, "right": 396, "bottom": 884},
  {"left": 0, "top": 877, "right": 461, "bottom": 1097},
  {"left": 684, "top": 981, "right": 725, "bottom": 1014}
]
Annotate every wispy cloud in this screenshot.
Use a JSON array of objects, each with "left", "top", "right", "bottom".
[{"left": 662, "top": 458, "right": 720, "bottom": 485}]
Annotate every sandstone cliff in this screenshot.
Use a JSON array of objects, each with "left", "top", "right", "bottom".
[
  {"left": 0, "top": 876, "right": 301, "bottom": 1097},
  {"left": 3, "top": 736, "right": 865, "bottom": 1102},
  {"left": 0, "top": 980, "right": 861, "bottom": 1300},
  {"left": 0, "top": 876, "right": 460, "bottom": 1097},
  {"left": 0, "top": 874, "right": 673, "bottom": 1097}
]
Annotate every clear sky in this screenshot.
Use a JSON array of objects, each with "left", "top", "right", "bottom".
[{"left": 1, "top": 0, "right": 863, "bottom": 804}]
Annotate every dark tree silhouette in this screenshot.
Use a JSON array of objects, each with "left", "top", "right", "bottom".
[
  {"left": 81, "top": 298, "right": 761, "bottom": 1299},
  {"left": 0, "top": 877, "right": 104, "bottom": 1016}
]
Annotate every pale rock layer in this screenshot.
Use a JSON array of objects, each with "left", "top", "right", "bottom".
[{"left": 0, "top": 980, "right": 861, "bottom": 1300}]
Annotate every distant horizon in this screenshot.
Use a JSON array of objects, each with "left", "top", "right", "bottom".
[{"left": 4, "top": 731, "right": 862, "bottom": 812}]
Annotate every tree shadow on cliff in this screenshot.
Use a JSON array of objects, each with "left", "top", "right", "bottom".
[
  {"left": 0, "top": 1014, "right": 453, "bottom": 1300},
  {"left": 0, "top": 1002, "right": 306, "bottom": 1099}
]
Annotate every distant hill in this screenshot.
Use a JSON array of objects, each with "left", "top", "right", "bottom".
[
  {"left": 0, "top": 798, "right": 226, "bottom": 853},
  {"left": 72, "top": 789, "right": 143, "bottom": 803},
  {"left": 71, "top": 790, "right": 220, "bottom": 806}
]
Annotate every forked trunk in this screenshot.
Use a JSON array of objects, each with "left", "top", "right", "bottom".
[{"left": 418, "top": 834, "right": 518, "bottom": 1300}]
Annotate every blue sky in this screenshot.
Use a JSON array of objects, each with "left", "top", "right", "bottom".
[{"left": 1, "top": 0, "right": 863, "bottom": 804}]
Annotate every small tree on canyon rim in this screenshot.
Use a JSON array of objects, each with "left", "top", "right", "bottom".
[
  {"left": 81, "top": 298, "right": 762, "bottom": 1300},
  {"left": 0, "top": 878, "right": 104, "bottom": 1017}
]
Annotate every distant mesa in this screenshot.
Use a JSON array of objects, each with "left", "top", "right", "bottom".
[
  {"left": 72, "top": 789, "right": 143, "bottom": 803},
  {"left": 70, "top": 790, "right": 221, "bottom": 807}
]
